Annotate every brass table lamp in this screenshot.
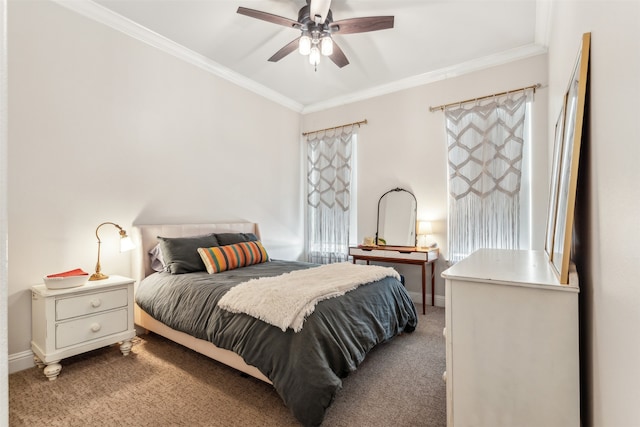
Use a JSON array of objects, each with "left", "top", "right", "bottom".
[{"left": 89, "top": 222, "right": 135, "bottom": 281}]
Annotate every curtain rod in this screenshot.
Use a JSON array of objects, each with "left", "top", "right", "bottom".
[
  {"left": 429, "top": 83, "right": 541, "bottom": 112},
  {"left": 302, "top": 119, "right": 368, "bottom": 136}
]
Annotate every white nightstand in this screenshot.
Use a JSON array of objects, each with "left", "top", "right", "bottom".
[{"left": 31, "top": 275, "right": 136, "bottom": 380}]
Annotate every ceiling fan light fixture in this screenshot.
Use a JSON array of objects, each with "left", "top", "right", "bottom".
[
  {"left": 320, "top": 35, "right": 333, "bottom": 56},
  {"left": 299, "top": 33, "right": 311, "bottom": 55},
  {"left": 309, "top": 46, "right": 321, "bottom": 66},
  {"left": 237, "top": 1, "right": 394, "bottom": 70}
]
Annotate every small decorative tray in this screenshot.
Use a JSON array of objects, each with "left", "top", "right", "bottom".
[{"left": 43, "top": 268, "right": 89, "bottom": 289}]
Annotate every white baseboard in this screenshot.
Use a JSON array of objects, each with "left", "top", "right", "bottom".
[
  {"left": 9, "top": 349, "right": 35, "bottom": 374},
  {"left": 408, "top": 291, "right": 445, "bottom": 308}
]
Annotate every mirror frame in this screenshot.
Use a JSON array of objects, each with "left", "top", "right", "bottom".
[
  {"left": 375, "top": 187, "right": 417, "bottom": 247},
  {"left": 544, "top": 32, "right": 590, "bottom": 284}
]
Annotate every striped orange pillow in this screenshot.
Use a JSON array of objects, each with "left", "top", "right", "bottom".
[{"left": 197, "top": 241, "right": 269, "bottom": 274}]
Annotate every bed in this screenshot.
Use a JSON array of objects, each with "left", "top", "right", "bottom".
[{"left": 132, "top": 222, "right": 418, "bottom": 426}]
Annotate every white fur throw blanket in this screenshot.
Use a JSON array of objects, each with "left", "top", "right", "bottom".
[{"left": 217, "top": 262, "right": 401, "bottom": 332}]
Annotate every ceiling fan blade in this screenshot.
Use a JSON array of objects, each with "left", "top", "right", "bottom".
[
  {"left": 268, "top": 38, "right": 301, "bottom": 62},
  {"left": 330, "top": 16, "right": 394, "bottom": 34},
  {"left": 328, "top": 41, "right": 349, "bottom": 68},
  {"left": 237, "top": 7, "right": 301, "bottom": 29},
  {"left": 309, "top": 0, "right": 331, "bottom": 24}
]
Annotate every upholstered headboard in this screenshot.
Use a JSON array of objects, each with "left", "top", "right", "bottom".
[{"left": 131, "top": 222, "right": 261, "bottom": 284}]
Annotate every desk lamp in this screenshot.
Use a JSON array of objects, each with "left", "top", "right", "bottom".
[{"left": 89, "top": 222, "right": 135, "bottom": 281}]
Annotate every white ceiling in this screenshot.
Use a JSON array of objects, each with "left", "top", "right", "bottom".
[{"left": 73, "top": 0, "right": 547, "bottom": 112}]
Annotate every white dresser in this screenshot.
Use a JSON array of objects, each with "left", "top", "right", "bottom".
[
  {"left": 31, "top": 275, "right": 136, "bottom": 380},
  {"left": 441, "top": 249, "right": 579, "bottom": 427}
]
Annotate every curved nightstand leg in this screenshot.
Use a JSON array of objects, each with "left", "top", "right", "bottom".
[
  {"left": 43, "top": 362, "right": 62, "bottom": 381},
  {"left": 120, "top": 339, "right": 133, "bottom": 356},
  {"left": 33, "top": 355, "right": 45, "bottom": 369}
]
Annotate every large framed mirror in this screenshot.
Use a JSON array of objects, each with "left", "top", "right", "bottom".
[
  {"left": 376, "top": 188, "right": 417, "bottom": 247},
  {"left": 544, "top": 32, "right": 590, "bottom": 284}
]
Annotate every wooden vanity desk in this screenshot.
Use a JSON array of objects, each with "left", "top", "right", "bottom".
[{"left": 349, "top": 245, "right": 439, "bottom": 314}]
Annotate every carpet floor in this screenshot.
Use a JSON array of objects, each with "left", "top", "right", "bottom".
[{"left": 9, "top": 306, "right": 446, "bottom": 426}]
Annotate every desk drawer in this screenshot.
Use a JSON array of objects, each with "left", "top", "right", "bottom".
[
  {"left": 56, "top": 288, "right": 128, "bottom": 321},
  {"left": 56, "top": 308, "right": 128, "bottom": 349},
  {"left": 350, "top": 247, "right": 434, "bottom": 261}
]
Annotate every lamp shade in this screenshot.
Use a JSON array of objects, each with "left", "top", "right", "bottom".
[
  {"left": 418, "top": 221, "right": 433, "bottom": 235},
  {"left": 120, "top": 235, "right": 136, "bottom": 252}
]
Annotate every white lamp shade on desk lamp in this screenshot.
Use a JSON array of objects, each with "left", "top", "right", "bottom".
[{"left": 418, "top": 221, "right": 436, "bottom": 248}]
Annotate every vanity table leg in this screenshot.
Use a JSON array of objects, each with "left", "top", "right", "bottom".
[
  {"left": 422, "top": 262, "right": 427, "bottom": 315},
  {"left": 431, "top": 262, "right": 435, "bottom": 307}
]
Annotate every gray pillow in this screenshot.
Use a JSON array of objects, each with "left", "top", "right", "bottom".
[
  {"left": 215, "top": 232, "right": 258, "bottom": 246},
  {"left": 157, "top": 233, "right": 219, "bottom": 274},
  {"left": 148, "top": 243, "right": 165, "bottom": 272}
]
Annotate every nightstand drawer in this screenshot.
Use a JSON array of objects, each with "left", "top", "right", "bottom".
[
  {"left": 56, "top": 308, "right": 128, "bottom": 349},
  {"left": 55, "top": 288, "right": 128, "bottom": 320}
]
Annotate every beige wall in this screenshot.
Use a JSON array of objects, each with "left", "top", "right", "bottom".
[
  {"left": 547, "top": 2, "right": 640, "bottom": 426},
  {"left": 302, "top": 54, "right": 549, "bottom": 303},
  {"left": 7, "top": 1, "right": 302, "bottom": 360}
]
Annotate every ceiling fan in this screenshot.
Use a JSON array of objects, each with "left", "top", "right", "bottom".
[{"left": 237, "top": 0, "right": 394, "bottom": 69}]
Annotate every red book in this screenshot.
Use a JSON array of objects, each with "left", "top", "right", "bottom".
[{"left": 46, "top": 268, "right": 89, "bottom": 278}]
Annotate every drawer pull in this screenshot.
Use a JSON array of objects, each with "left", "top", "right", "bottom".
[
  {"left": 443, "top": 327, "right": 446, "bottom": 338},
  {"left": 90, "top": 299, "right": 102, "bottom": 308},
  {"left": 90, "top": 323, "right": 101, "bottom": 333},
  {"left": 442, "top": 371, "right": 447, "bottom": 383}
]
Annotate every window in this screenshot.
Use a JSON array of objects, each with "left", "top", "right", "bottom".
[
  {"left": 305, "top": 127, "right": 357, "bottom": 264},
  {"left": 444, "top": 91, "right": 532, "bottom": 263}
]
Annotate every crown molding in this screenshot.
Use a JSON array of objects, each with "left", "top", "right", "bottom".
[
  {"left": 52, "top": 0, "right": 304, "bottom": 113},
  {"left": 302, "top": 43, "right": 548, "bottom": 114},
  {"left": 53, "top": 0, "right": 547, "bottom": 116}
]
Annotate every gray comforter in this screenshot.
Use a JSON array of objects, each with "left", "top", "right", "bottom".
[{"left": 135, "top": 260, "right": 418, "bottom": 426}]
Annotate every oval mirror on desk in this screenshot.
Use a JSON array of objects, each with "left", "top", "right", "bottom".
[{"left": 376, "top": 188, "right": 417, "bottom": 247}]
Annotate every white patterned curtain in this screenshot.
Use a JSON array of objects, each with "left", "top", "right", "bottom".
[
  {"left": 445, "top": 91, "right": 531, "bottom": 263},
  {"left": 306, "top": 126, "right": 356, "bottom": 264}
]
